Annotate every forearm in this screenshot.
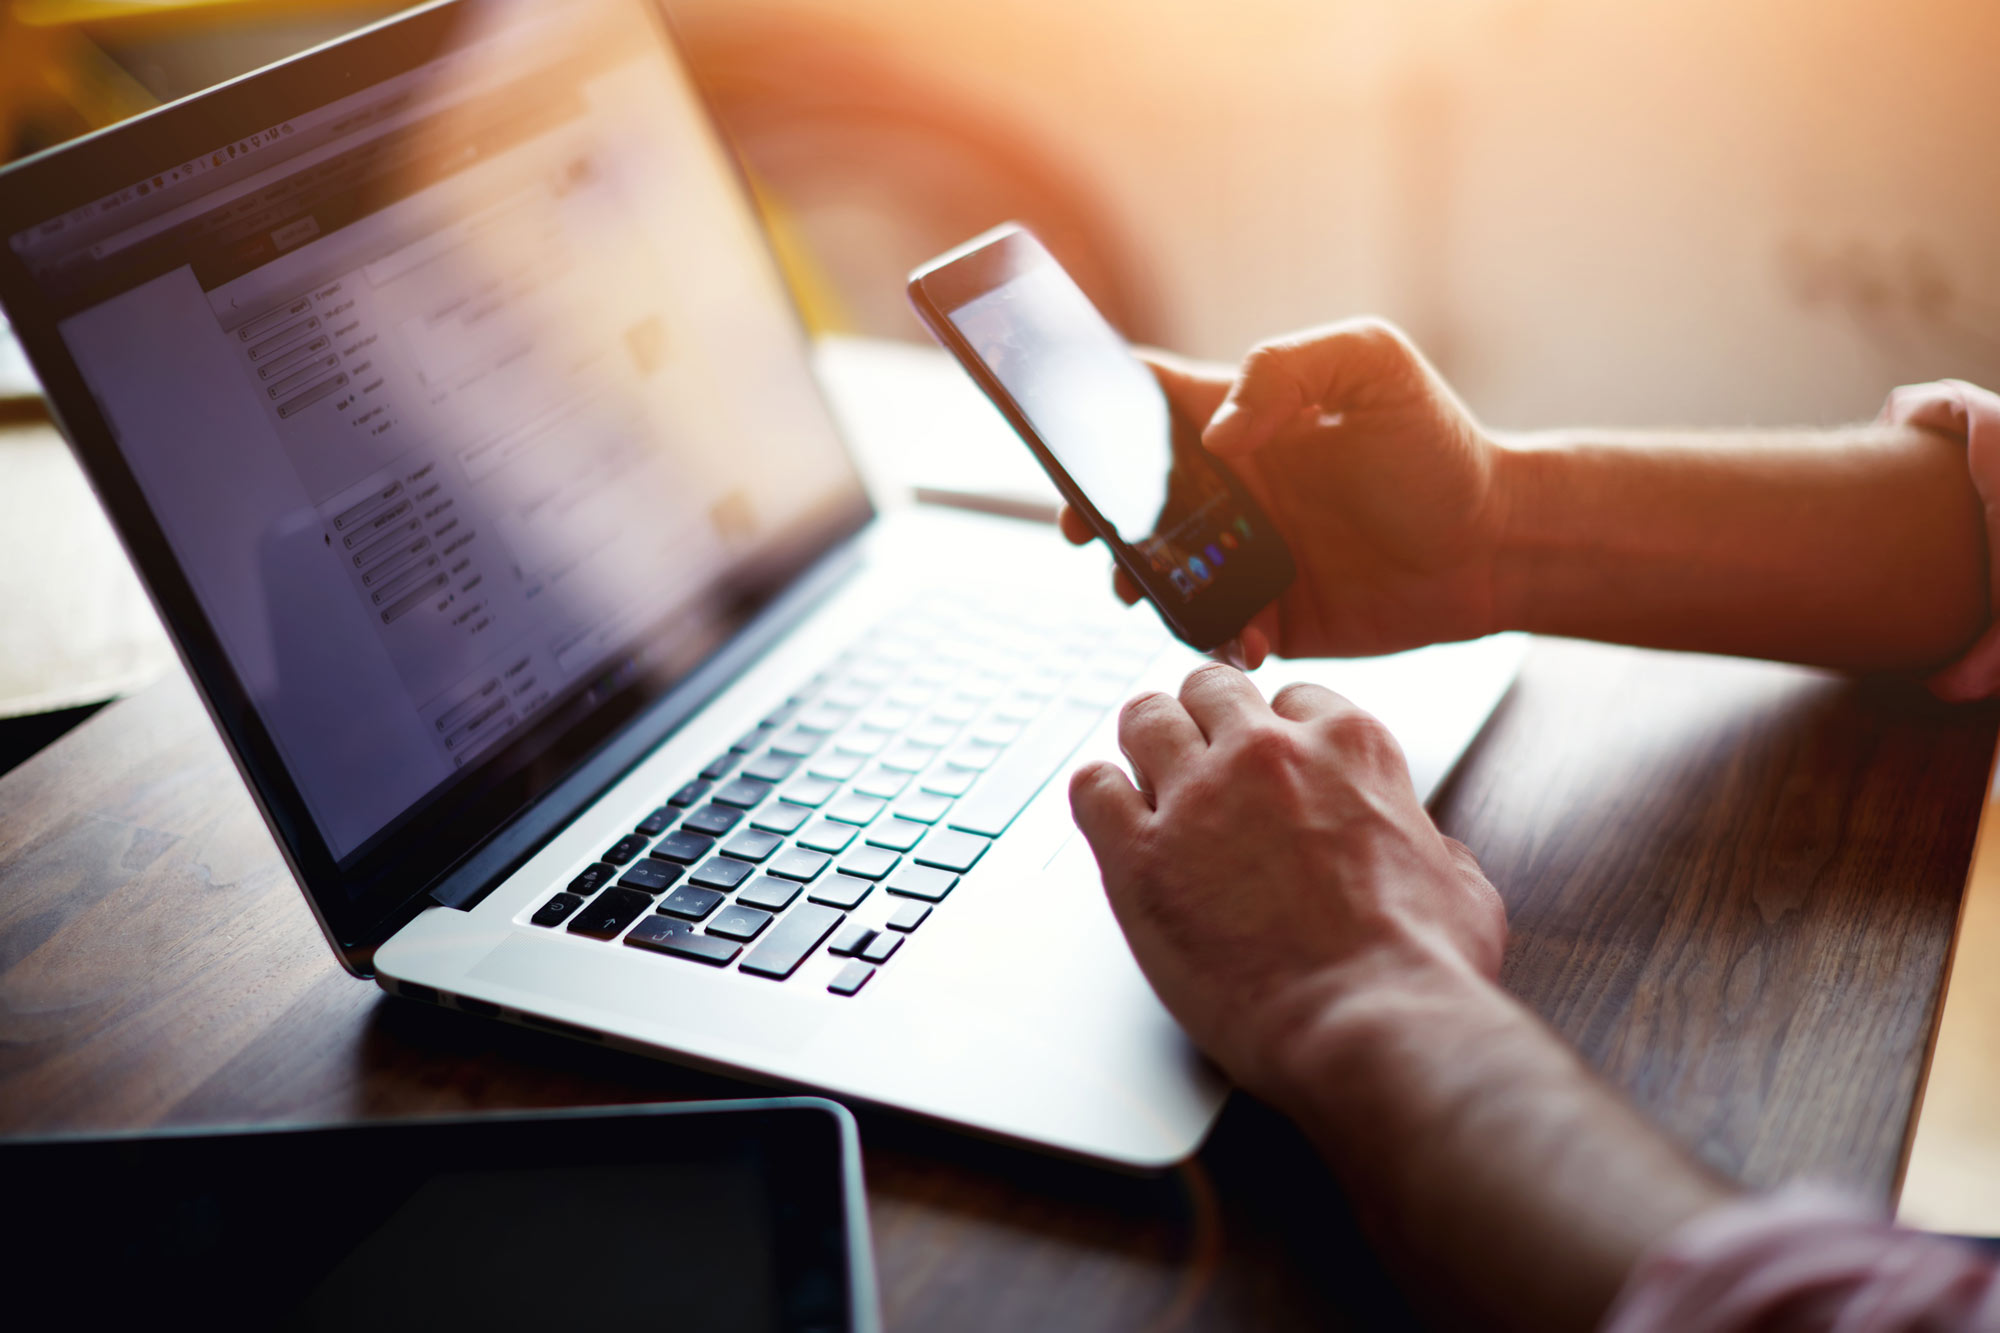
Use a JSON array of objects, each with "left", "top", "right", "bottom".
[
  {"left": 1489, "top": 424, "right": 1988, "bottom": 671},
  {"left": 1270, "top": 952, "right": 1731, "bottom": 1332}
]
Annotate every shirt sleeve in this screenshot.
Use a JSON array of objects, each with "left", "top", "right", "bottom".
[
  {"left": 1600, "top": 1186, "right": 2000, "bottom": 1333},
  {"left": 1879, "top": 379, "right": 2000, "bottom": 701}
]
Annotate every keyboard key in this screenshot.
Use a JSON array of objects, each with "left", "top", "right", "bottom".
[
  {"left": 769, "top": 727, "right": 825, "bottom": 757},
  {"left": 918, "top": 765, "right": 977, "bottom": 797},
  {"left": 877, "top": 743, "right": 932, "bottom": 774},
  {"left": 886, "top": 685, "right": 936, "bottom": 709},
  {"left": 602, "top": 834, "right": 649, "bottom": 866},
  {"left": 808, "top": 875, "right": 874, "bottom": 910},
  {"left": 700, "top": 752, "right": 740, "bottom": 781},
  {"left": 860, "top": 932, "right": 903, "bottom": 964},
  {"left": 990, "top": 695, "right": 1044, "bottom": 724},
  {"left": 825, "top": 793, "right": 886, "bottom": 826},
  {"left": 658, "top": 884, "right": 726, "bottom": 920},
  {"left": 667, "top": 779, "right": 711, "bottom": 807},
  {"left": 721, "top": 829, "right": 783, "bottom": 862},
  {"left": 781, "top": 777, "right": 839, "bottom": 808},
  {"left": 681, "top": 803, "right": 743, "bottom": 837},
  {"left": 566, "top": 887, "right": 651, "bottom": 939},
  {"left": 864, "top": 818, "right": 926, "bottom": 852},
  {"left": 762, "top": 699, "right": 801, "bottom": 728},
  {"left": 822, "top": 683, "right": 873, "bottom": 710},
  {"left": 707, "top": 903, "right": 774, "bottom": 941},
  {"left": 931, "top": 696, "right": 980, "bottom": 723},
  {"left": 749, "top": 801, "right": 812, "bottom": 835},
  {"left": 767, "top": 847, "right": 831, "bottom": 882},
  {"left": 740, "top": 752, "right": 798, "bottom": 784},
  {"left": 651, "top": 830, "right": 715, "bottom": 864},
  {"left": 568, "top": 863, "right": 617, "bottom": 895},
  {"left": 531, "top": 892, "right": 584, "bottom": 927},
  {"left": 626, "top": 916, "right": 740, "bottom": 965},
  {"left": 944, "top": 742, "right": 1003, "bottom": 772},
  {"left": 635, "top": 807, "right": 675, "bottom": 836},
  {"left": 838, "top": 846, "right": 900, "bottom": 880},
  {"left": 860, "top": 705, "right": 915, "bottom": 733},
  {"left": 833, "top": 728, "right": 887, "bottom": 756},
  {"left": 795, "top": 705, "right": 849, "bottom": 733},
  {"left": 729, "top": 726, "right": 772, "bottom": 753},
  {"left": 853, "top": 765, "right": 910, "bottom": 799},
  {"left": 906, "top": 720, "right": 958, "bottom": 749},
  {"left": 947, "top": 700, "right": 1105, "bottom": 837},
  {"left": 828, "top": 961, "right": 876, "bottom": 996},
  {"left": 618, "top": 860, "right": 682, "bottom": 894},
  {"left": 885, "top": 865, "right": 958, "bottom": 902},
  {"left": 970, "top": 721, "right": 1023, "bottom": 747},
  {"left": 892, "top": 792, "right": 953, "bottom": 825},
  {"left": 913, "top": 828, "right": 990, "bottom": 873},
  {"left": 886, "top": 900, "right": 931, "bottom": 932},
  {"left": 827, "top": 922, "right": 876, "bottom": 957},
  {"left": 806, "top": 751, "right": 864, "bottom": 781},
  {"left": 796, "top": 819, "right": 856, "bottom": 853},
  {"left": 740, "top": 903, "right": 845, "bottom": 980},
  {"left": 689, "top": 856, "right": 755, "bottom": 891},
  {"left": 737, "top": 875, "right": 803, "bottom": 912},
  {"left": 712, "top": 778, "right": 772, "bottom": 809}
]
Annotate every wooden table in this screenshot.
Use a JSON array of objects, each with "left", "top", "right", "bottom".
[{"left": 1, "top": 638, "right": 1991, "bottom": 1330}]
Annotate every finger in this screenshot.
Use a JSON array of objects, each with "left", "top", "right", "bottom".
[
  {"left": 1203, "top": 319, "right": 1411, "bottom": 457},
  {"left": 1237, "top": 624, "right": 1271, "bottom": 670},
  {"left": 1117, "top": 691, "right": 1206, "bottom": 791},
  {"left": 1177, "top": 662, "right": 1270, "bottom": 741},
  {"left": 1069, "top": 760, "right": 1149, "bottom": 850},
  {"left": 1136, "top": 350, "right": 1231, "bottom": 430},
  {"left": 1269, "top": 680, "right": 1348, "bottom": 723},
  {"left": 1112, "top": 566, "right": 1143, "bottom": 606},
  {"left": 1057, "top": 505, "right": 1094, "bottom": 546}
]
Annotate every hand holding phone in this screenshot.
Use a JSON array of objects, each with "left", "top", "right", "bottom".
[{"left": 908, "top": 225, "right": 1294, "bottom": 653}]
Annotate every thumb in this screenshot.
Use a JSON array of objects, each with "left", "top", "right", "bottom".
[
  {"left": 1203, "top": 339, "right": 1316, "bottom": 458},
  {"left": 1202, "top": 319, "right": 1416, "bottom": 457},
  {"left": 1136, "top": 349, "right": 1231, "bottom": 434}
]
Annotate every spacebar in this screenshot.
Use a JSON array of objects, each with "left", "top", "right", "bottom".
[{"left": 948, "top": 700, "right": 1108, "bottom": 837}]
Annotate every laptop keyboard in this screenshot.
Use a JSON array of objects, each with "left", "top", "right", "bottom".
[{"left": 524, "top": 598, "right": 1161, "bottom": 995}]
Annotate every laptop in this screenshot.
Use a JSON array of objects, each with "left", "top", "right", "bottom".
[{"left": 0, "top": 0, "right": 1523, "bottom": 1167}]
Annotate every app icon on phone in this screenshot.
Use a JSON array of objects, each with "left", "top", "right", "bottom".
[
  {"left": 1204, "top": 543, "right": 1225, "bottom": 568},
  {"left": 1188, "top": 556, "right": 1211, "bottom": 584},
  {"left": 1169, "top": 568, "right": 1194, "bottom": 597}
]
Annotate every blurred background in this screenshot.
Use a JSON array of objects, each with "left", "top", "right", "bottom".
[
  {"left": 7, "top": 0, "right": 2000, "bottom": 428},
  {"left": 5, "top": 0, "right": 2000, "bottom": 762}
]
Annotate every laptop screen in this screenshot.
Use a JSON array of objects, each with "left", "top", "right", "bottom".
[{"left": 0, "top": 0, "right": 868, "bottom": 939}]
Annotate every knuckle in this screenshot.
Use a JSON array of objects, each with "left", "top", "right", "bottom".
[
  {"left": 1182, "top": 661, "right": 1237, "bottom": 695},
  {"left": 1271, "top": 681, "right": 1330, "bottom": 716},
  {"left": 1323, "top": 709, "right": 1401, "bottom": 762},
  {"left": 1236, "top": 721, "right": 1304, "bottom": 773},
  {"left": 1119, "top": 691, "right": 1174, "bottom": 730}
]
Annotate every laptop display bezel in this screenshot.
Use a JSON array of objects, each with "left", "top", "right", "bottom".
[{"left": 0, "top": 0, "right": 875, "bottom": 973}]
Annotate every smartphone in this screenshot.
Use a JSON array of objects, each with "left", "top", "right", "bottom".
[{"left": 908, "top": 224, "right": 1294, "bottom": 652}]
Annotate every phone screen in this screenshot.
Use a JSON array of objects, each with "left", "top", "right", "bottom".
[{"left": 944, "top": 263, "right": 1262, "bottom": 604}]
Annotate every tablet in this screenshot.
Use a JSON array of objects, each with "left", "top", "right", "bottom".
[{"left": 2, "top": 1098, "right": 878, "bottom": 1331}]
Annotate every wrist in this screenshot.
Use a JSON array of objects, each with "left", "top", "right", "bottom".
[
  {"left": 1484, "top": 431, "right": 1560, "bottom": 637},
  {"left": 1250, "top": 934, "right": 1502, "bottom": 1124}
]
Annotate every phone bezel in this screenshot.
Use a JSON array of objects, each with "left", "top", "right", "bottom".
[{"left": 907, "top": 224, "right": 1293, "bottom": 651}]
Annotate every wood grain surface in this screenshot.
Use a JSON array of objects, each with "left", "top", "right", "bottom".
[{"left": 1, "top": 638, "right": 1991, "bottom": 1331}]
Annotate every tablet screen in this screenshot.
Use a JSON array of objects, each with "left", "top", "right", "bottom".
[{"left": 4, "top": 1102, "right": 870, "bottom": 1332}]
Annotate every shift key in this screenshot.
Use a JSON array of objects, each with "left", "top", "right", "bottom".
[
  {"left": 947, "top": 700, "right": 1105, "bottom": 837},
  {"left": 739, "top": 903, "right": 844, "bottom": 980}
]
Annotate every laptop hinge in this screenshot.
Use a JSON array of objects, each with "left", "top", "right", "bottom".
[{"left": 428, "top": 880, "right": 480, "bottom": 910}]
